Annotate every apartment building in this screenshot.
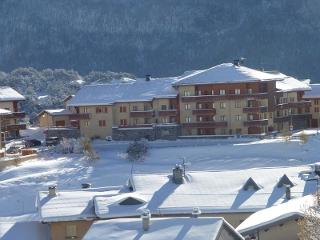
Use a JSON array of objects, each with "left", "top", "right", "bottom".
[
  {"left": 302, "top": 84, "right": 320, "bottom": 128},
  {"left": 0, "top": 86, "right": 26, "bottom": 140},
  {"left": 67, "top": 62, "right": 312, "bottom": 140}
]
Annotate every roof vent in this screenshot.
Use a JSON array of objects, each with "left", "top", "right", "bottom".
[
  {"left": 81, "top": 183, "right": 91, "bottom": 189},
  {"left": 172, "top": 164, "right": 184, "bottom": 184},
  {"left": 233, "top": 57, "right": 245, "bottom": 67},
  {"left": 277, "top": 174, "right": 294, "bottom": 188},
  {"left": 48, "top": 185, "right": 57, "bottom": 197},
  {"left": 141, "top": 209, "right": 151, "bottom": 231},
  {"left": 191, "top": 207, "right": 201, "bottom": 218},
  {"left": 243, "top": 177, "right": 261, "bottom": 191},
  {"left": 145, "top": 74, "right": 151, "bottom": 81}
]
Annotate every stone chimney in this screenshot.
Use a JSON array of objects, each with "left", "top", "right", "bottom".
[
  {"left": 48, "top": 185, "right": 57, "bottom": 197},
  {"left": 172, "top": 164, "right": 184, "bottom": 184},
  {"left": 285, "top": 184, "right": 291, "bottom": 200},
  {"left": 191, "top": 207, "right": 201, "bottom": 218},
  {"left": 145, "top": 74, "right": 151, "bottom": 81},
  {"left": 141, "top": 209, "right": 151, "bottom": 231}
]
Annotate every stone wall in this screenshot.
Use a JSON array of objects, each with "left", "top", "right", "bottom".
[{"left": 45, "top": 128, "right": 80, "bottom": 139}]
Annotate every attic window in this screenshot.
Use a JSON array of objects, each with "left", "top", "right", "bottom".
[
  {"left": 277, "top": 174, "right": 294, "bottom": 188},
  {"left": 243, "top": 177, "right": 261, "bottom": 191},
  {"left": 119, "top": 197, "right": 145, "bottom": 206}
]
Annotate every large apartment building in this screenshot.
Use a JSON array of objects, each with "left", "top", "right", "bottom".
[
  {"left": 67, "top": 62, "right": 312, "bottom": 140},
  {"left": 0, "top": 87, "right": 26, "bottom": 140}
]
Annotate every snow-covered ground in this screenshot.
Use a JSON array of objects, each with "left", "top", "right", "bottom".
[{"left": 0, "top": 133, "right": 319, "bottom": 218}]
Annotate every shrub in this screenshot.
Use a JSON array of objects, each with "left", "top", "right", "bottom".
[{"left": 126, "top": 139, "right": 148, "bottom": 161}]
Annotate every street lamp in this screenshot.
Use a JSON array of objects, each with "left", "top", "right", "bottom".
[{"left": 0, "top": 109, "right": 12, "bottom": 157}]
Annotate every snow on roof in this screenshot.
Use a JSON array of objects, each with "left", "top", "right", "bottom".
[
  {"left": 130, "top": 166, "right": 317, "bottom": 214},
  {"left": 175, "top": 63, "right": 284, "bottom": 85},
  {"left": 94, "top": 193, "right": 148, "bottom": 218},
  {"left": 41, "top": 109, "right": 71, "bottom": 116},
  {"left": 303, "top": 84, "right": 320, "bottom": 98},
  {"left": 67, "top": 78, "right": 178, "bottom": 107},
  {"left": 0, "top": 86, "right": 25, "bottom": 101},
  {"left": 83, "top": 217, "right": 244, "bottom": 240},
  {"left": 0, "top": 108, "right": 12, "bottom": 115},
  {"left": 236, "top": 195, "right": 316, "bottom": 234},
  {"left": 275, "top": 76, "right": 311, "bottom": 92},
  {"left": 0, "top": 221, "right": 49, "bottom": 240},
  {"left": 37, "top": 188, "right": 120, "bottom": 222}
]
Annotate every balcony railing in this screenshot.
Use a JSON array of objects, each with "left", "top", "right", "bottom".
[
  {"left": 192, "top": 108, "right": 217, "bottom": 115},
  {"left": 118, "top": 124, "right": 153, "bottom": 128},
  {"left": 4, "top": 123, "right": 27, "bottom": 131},
  {"left": 243, "top": 119, "right": 269, "bottom": 127},
  {"left": 158, "top": 109, "right": 177, "bottom": 116},
  {"left": 68, "top": 113, "right": 91, "bottom": 120},
  {"left": 243, "top": 106, "right": 268, "bottom": 113},
  {"left": 130, "top": 110, "right": 154, "bottom": 118},
  {"left": 4, "top": 112, "right": 26, "bottom": 119},
  {"left": 274, "top": 113, "right": 312, "bottom": 123},
  {"left": 275, "top": 101, "right": 311, "bottom": 110},
  {"left": 182, "top": 121, "right": 227, "bottom": 128},
  {"left": 181, "top": 92, "right": 269, "bottom": 102}
]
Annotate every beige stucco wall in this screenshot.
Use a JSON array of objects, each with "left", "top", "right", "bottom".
[{"left": 50, "top": 220, "right": 93, "bottom": 240}]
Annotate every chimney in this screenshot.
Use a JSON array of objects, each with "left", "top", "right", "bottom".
[
  {"left": 172, "top": 164, "right": 184, "bottom": 184},
  {"left": 191, "top": 207, "right": 201, "bottom": 218},
  {"left": 81, "top": 183, "right": 91, "bottom": 189},
  {"left": 285, "top": 184, "right": 291, "bottom": 200},
  {"left": 233, "top": 59, "right": 240, "bottom": 66},
  {"left": 141, "top": 209, "right": 151, "bottom": 231},
  {"left": 48, "top": 185, "right": 57, "bottom": 197},
  {"left": 145, "top": 74, "right": 151, "bottom": 81}
]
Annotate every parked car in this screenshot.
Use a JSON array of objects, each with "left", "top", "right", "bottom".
[
  {"left": 6, "top": 146, "right": 21, "bottom": 154},
  {"left": 45, "top": 137, "right": 60, "bottom": 146},
  {"left": 25, "top": 139, "right": 42, "bottom": 148}
]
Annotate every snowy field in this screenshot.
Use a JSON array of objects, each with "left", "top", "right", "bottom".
[{"left": 0, "top": 131, "right": 319, "bottom": 218}]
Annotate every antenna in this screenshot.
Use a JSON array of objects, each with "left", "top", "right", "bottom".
[{"left": 181, "top": 157, "right": 191, "bottom": 177}]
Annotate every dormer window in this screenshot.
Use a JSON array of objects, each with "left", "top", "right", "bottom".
[
  {"left": 118, "top": 197, "right": 145, "bottom": 206},
  {"left": 277, "top": 174, "right": 294, "bottom": 188},
  {"left": 243, "top": 177, "right": 261, "bottom": 191}
]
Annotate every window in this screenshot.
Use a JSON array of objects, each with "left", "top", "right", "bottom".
[
  {"left": 219, "top": 89, "right": 226, "bottom": 95},
  {"left": 269, "top": 112, "right": 273, "bottom": 119},
  {"left": 235, "top": 89, "right": 241, "bottom": 95},
  {"left": 132, "top": 106, "right": 138, "bottom": 111},
  {"left": 236, "top": 115, "right": 241, "bottom": 121},
  {"left": 221, "top": 128, "right": 226, "bottom": 134},
  {"left": 220, "top": 102, "right": 226, "bottom": 109},
  {"left": 248, "top": 89, "right": 252, "bottom": 94},
  {"left": 289, "top": 97, "right": 295, "bottom": 102},
  {"left": 84, "top": 121, "right": 89, "bottom": 126},
  {"left": 198, "top": 103, "right": 202, "bottom": 109},
  {"left": 211, "top": 90, "right": 214, "bottom": 95},
  {"left": 96, "top": 107, "right": 102, "bottom": 113},
  {"left": 66, "top": 225, "right": 77, "bottom": 239},
  {"left": 235, "top": 101, "right": 241, "bottom": 108},
  {"left": 185, "top": 104, "right": 191, "bottom": 110},
  {"left": 184, "top": 90, "right": 191, "bottom": 96},
  {"left": 212, "top": 116, "right": 216, "bottom": 121},
  {"left": 315, "top": 107, "right": 319, "bottom": 113},
  {"left": 134, "top": 119, "right": 139, "bottom": 125},
  {"left": 315, "top": 100, "right": 319, "bottom": 105},
  {"left": 220, "top": 115, "right": 226, "bottom": 121},
  {"left": 120, "top": 105, "right": 127, "bottom": 113},
  {"left": 161, "top": 105, "right": 167, "bottom": 110},
  {"left": 212, "top": 103, "right": 215, "bottom": 108},
  {"left": 249, "top": 114, "right": 254, "bottom": 120},
  {"left": 83, "top": 107, "right": 88, "bottom": 113},
  {"left": 199, "top": 116, "right": 203, "bottom": 122},
  {"left": 185, "top": 116, "right": 191, "bottom": 123},
  {"left": 161, "top": 117, "right": 168, "bottom": 123},
  {"left": 144, "top": 118, "right": 151, "bottom": 124},
  {"left": 198, "top": 90, "right": 202, "bottom": 95},
  {"left": 99, "top": 120, "right": 106, "bottom": 127},
  {"left": 120, "top": 119, "right": 127, "bottom": 126}
]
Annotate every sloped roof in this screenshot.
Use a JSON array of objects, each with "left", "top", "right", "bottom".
[
  {"left": 303, "top": 84, "right": 320, "bottom": 99},
  {"left": 39, "top": 109, "right": 71, "bottom": 116},
  {"left": 0, "top": 87, "right": 25, "bottom": 101},
  {"left": 275, "top": 75, "right": 311, "bottom": 92},
  {"left": 83, "top": 217, "right": 244, "bottom": 240},
  {"left": 236, "top": 195, "right": 316, "bottom": 235},
  {"left": 129, "top": 166, "right": 317, "bottom": 214},
  {"left": 67, "top": 78, "right": 178, "bottom": 107},
  {"left": 175, "top": 63, "right": 283, "bottom": 85}
]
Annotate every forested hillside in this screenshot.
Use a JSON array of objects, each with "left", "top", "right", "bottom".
[{"left": 1, "top": 1, "right": 320, "bottom": 80}]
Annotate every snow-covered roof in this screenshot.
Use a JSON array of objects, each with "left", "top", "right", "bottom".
[
  {"left": 67, "top": 78, "right": 178, "bottom": 107},
  {"left": 175, "top": 63, "right": 284, "bottom": 85},
  {"left": 275, "top": 75, "right": 311, "bottom": 92},
  {"left": 0, "top": 86, "right": 25, "bottom": 101},
  {"left": 0, "top": 109, "right": 12, "bottom": 115},
  {"left": 37, "top": 188, "right": 120, "bottom": 222},
  {"left": 0, "top": 221, "right": 49, "bottom": 240},
  {"left": 303, "top": 84, "right": 320, "bottom": 98},
  {"left": 129, "top": 166, "right": 317, "bottom": 214},
  {"left": 40, "top": 109, "right": 71, "bottom": 116},
  {"left": 94, "top": 193, "right": 148, "bottom": 218},
  {"left": 236, "top": 195, "right": 316, "bottom": 235},
  {"left": 83, "top": 217, "right": 244, "bottom": 240}
]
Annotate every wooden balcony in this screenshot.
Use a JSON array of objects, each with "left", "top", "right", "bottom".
[
  {"left": 243, "top": 106, "right": 268, "bottom": 113},
  {"left": 275, "top": 101, "right": 311, "bottom": 110},
  {"left": 4, "top": 112, "right": 26, "bottom": 119},
  {"left": 181, "top": 93, "right": 269, "bottom": 102},
  {"left": 274, "top": 113, "right": 312, "bottom": 123},
  {"left": 158, "top": 109, "right": 177, "bottom": 116},
  {"left": 192, "top": 108, "right": 216, "bottom": 115},
  {"left": 68, "top": 113, "right": 91, "bottom": 120},
  {"left": 118, "top": 124, "right": 153, "bottom": 129},
  {"left": 130, "top": 110, "right": 154, "bottom": 118},
  {"left": 182, "top": 121, "right": 227, "bottom": 128},
  {"left": 244, "top": 119, "right": 269, "bottom": 127},
  {"left": 4, "top": 123, "right": 27, "bottom": 131}
]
